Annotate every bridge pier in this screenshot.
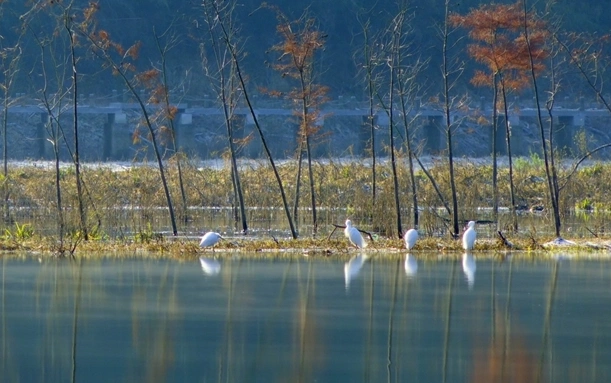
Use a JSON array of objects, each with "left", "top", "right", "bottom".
[
  {"left": 423, "top": 115, "right": 443, "bottom": 153},
  {"left": 488, "top": 115, "right": 529, "bottom": 157},
  {"left": 110, "top": 112, "right": 130, "bottom": 160},
  {"left": 359, "top": 115, "right": 377, "bottom": 157},
  {"left": 174, "top": 111, "right": 195, "bottom": 156},
  {"left": 241, "top": 113, "right": 262, "bottom": 158},
  {"left": 493, "top": 116, "right": 507, "bottom": 156},
  {"left": 37, "top": 113, "right": 47, "bottom": 158},
  {"left": 103, "top": 113, "right": 114, "bottom": 160},
  {"left": 555, "top": 115, "right": 574, "bottom": 153},
  {"left": 4, "top": 102, "right": 607, "bottom": 161}
]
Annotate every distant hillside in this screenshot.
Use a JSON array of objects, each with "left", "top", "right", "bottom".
[{"left": 0, "top": 0, "right": 609, "bottom": 101}]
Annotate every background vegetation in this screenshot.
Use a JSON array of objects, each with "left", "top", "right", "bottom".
[
  {"left": 3, "top": 157, "right": 611, "bottom": 252},
  {"left": 1, "top": 0, "right": 611, "bottom": 255},
  {"left": 0, "top": 0, "right": 608, "bottom": 99}
]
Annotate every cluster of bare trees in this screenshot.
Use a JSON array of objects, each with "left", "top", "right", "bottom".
[
  {"left": 1, "top": 1, "right": 183, "bottom": 254},
  {"left": 450, "top": 0, "right": 611, "bottom": 239},
  {"left": 1, "top": 0, "right": 611, "bottom": 255}
]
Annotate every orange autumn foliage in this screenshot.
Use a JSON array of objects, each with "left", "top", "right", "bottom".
[
  {"left": 450, "top": 1, "right": 549, "bottom": 92},
  {"left": 264, "top": 5, "right": 329, "bottom": 139}
]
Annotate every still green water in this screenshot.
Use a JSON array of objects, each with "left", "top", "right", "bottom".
[{"left": 1, "top": 253, "right": 610, "bottom": 382}]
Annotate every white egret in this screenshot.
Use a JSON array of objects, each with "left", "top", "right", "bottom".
[
  {"left": 404, "top": 228, "right": 419, "bottom": 250},
  {"left": 344, "top": 219, "right": 367, "bottom": 249},
  {"left": 462, "top": 221, "right": 477, "bottom": 251},
  {"left": 199, "top": 257, "right": 221, "bottom": 276},
  {"left": 404, "top": 253, "right": 418, "bottom": 277},
  {"left": 199, "top": 231, "right": 223, "bottom": 251},
  {"left": 344, "top": 253, "right": 368, "bottom": 290},
  {"left": 462, "top": 252, "right": 476, "bottom": 289}
]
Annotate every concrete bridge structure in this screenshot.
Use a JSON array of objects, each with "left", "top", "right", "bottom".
[{"left": 5, "top": 99, "right": 610, "bottom": 161}]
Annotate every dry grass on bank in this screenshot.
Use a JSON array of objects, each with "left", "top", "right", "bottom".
[
  {"left": 2, "top": 155, "right": 611, "bottom": 257},
  {"left": 3, "top": 230, "right": 611, "bottom": 260}
]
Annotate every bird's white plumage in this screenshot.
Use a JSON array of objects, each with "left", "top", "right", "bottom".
[
  {"left": 199, "top": 257, "right": 221, "bottom": 275},
  {"left": 199, "top": 231, "right": 223, "bottom": 249},
  {"left": 404, "top": 253, "right": 418, "bottom": 277},
  {"left": 404, "top": 228, "right": 419, "bottom": 250},
  {"left": 344, "top": 219, "right": 367, "bottom": 249},
  {"left": 462, "top": 252, "right": 476, "bottom": 289},
  {"left": 462, "top": 221, "right": 477, "bottom": 251},
  {"left": 344, "top": 253, "right": 368, "bottom": 290}
]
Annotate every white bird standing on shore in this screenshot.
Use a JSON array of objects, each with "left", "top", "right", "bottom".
[
  {"left": 404, "top": 228, "right": 419, "bottom": 250},
  {"left": 462, "top": 221, "right": 477, "bottom": 251},
  {"left": 344, "top": 219, "right": 367, "bottom": 249},
  {"left": 199, "top": 231, "right": 223, "bottom": 251}
]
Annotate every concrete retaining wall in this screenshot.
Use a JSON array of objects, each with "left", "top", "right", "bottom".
[{"left": 4, "top": 102, "right": 610, "bottom": 161}]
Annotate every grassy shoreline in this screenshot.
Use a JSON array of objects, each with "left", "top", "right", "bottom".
[
  {"left": 2, "top": 156, "right": 611, "bottom": 257},
  {"left": 3, "top": 233, "right": 611, "bottom": 260}
]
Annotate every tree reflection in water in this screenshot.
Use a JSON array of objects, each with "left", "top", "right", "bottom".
[{"left": 0, "top": 256, "right": 610, "bottom": 382}]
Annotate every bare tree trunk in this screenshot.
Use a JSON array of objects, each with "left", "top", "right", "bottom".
[
  {"left": 442, "top": 0, "right": 461, "bottom": 238},
  {"left": 41, "top": 101, "right": 66, "bottom": 253},
  {"left": 368, "top": 97, "right": 377, "bottom": 213},
  {"left": 65, "top": 14, "right": 88, "bottom": 241},
  {"left": 208, "top": 1, "right": 297, "bottom": 238},
  {"left": 226, "top": 116, "right": 248, "bottom": 234},
  {"left": 43, "top": 108, "right": 67, "bottom": 254},
  {"left": 387, "top": 14, "right": 403, "bottom": 238},
  {"left": 224, "top": 58, "right": 248, "bottom": 234},
  {"left": 392, "top": 8, "right": 423, "bottom": 230},
  {"left": 500, "top": 79, "right": 518, "bottom": 232},
  {"left": 121, "top": 74, "right": 178, "bottom": 236},
  {"left": 293, "top": 141, "right": 304, "bottom": 231},
  {"left": 1, "top": 89, "right": 9, "bottom": 224},
  {"left": 492, "top": 74, "right": 499, "bottom": 230},
  {"left": 401, "top": 109, "right": 418, "bottom": 229},
  {"left": 234, "top": 62, "right": 297, "bottom": 238},
  {"left": 359, "top": 18, "right": 378, "bottom": 219},
  {"left": 305, "top": 134, "right": 317, "bottom": 235},
  {"left": 0, "top": 50, "right": 20, "bottom": 223},
  {"left": 33, "top": 32, "right": 67, "bottom": 254},
  {"left": 153, "top": 31, "right": 190, "bottom": 227},
  {"left": 414, "top": 153, "right": 452, "bottom": 217},
  {"left": 76, "top": 13, "right": 179, "bottom": 236},
  {"left": 298, "top": 72, "right": 318, "bottom": 236},
  {"left": 267, "top": 10, "right": 323, "bottom": 238},
  {"left": 199, "top": 6, "right": 248, "bottom": 235},
  {"left": 545, "top": 90, "right": 561, "bottom": 237},
  {"left": 52, "top": 132, "right": 65, "bottom": 253},
  {"left": 388, "top": 84, "right": 402, "bottom": 238},
  {"left": 522, "top": 0, "right": 561, "bottom": 238}
]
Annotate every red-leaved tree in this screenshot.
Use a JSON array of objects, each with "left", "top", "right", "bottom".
[{"left": 451, "top": 1, "right": 548, "bottom": 232}]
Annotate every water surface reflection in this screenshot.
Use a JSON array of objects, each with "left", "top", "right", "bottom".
[{"left": 1, "top": 254, "right": 610, "bottom": 382}]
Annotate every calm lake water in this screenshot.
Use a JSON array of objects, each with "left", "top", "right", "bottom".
[{"left": 1, "top": 253, "right": 610, "bottom": 382}]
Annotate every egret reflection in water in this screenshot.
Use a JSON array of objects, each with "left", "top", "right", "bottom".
[
  {"left": 199, "top": 257, "right": 221, "bottom": 275},
  {"left": 404, "top": 253, "right": 418, "bottom": 277},
  {"left": 2, "top": 256, "right": 611, "bottom": 382},
  {"left": 344, "top": 253, "right": 368, "bottom": 290},
  {"left": 462, "top": 252, "right": 476, "bottom": 289}
]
